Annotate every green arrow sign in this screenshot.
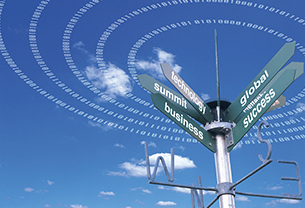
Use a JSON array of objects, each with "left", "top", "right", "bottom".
[
  {"left": 150, "top": 93, "right": 216, "bottom": 152},
  {"left": 137, "top": 74, "right": 209, "bottom": 124},
  {"left": 225, "top": 42, "right": 296, "bottom": 123},
  {"left": 228, "top": 63, "right": 304, "bottom": 151},
  {"left": 160, "top": 63, "right": 214, "bottom": 123}
]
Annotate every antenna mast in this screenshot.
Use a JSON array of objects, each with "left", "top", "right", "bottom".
[{"left": 215, "top": 29, "right": 221, "bottom": 121}]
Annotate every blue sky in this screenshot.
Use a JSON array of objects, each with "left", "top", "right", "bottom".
[{"left": 1, "top": 0, "right": 305, "bottom": 207}]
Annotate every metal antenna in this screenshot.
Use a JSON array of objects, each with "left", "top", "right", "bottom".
[{"left": 214, "top": 29, "right": 221, "bottom": 121}]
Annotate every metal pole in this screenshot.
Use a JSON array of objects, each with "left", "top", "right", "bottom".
[
  {"left": 214, "top": 29, "right": 221, "bottom": 122},
  {"left": 214, "top": 133, "right": 235, "bottom": 208}
]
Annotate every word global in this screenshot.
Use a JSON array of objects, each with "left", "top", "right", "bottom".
[{"left": 240, "top": 69, "right": 269, "bottom": 107}]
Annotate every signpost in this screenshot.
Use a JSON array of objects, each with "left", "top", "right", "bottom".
[
  {"left": 160, "top": 63, "right": 214, "bottom": 123},
  {"left": 229, "top": 64, "right": 304, "bottom": 151},
  {"left": 138, "top": 35, "right": 303, "bottom": 208},
  {"left": 225, "top": 42, "right": 296, "bottom": 123},
  {"left": 150, "top": 93, "right": 216, "bottom": 152},
  {"left": 137, "top": 74, "right": 209, "bottom": 124}
]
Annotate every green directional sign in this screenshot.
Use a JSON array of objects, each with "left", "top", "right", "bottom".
[
  {"left": 160, "top": 63, "right": 214, "bottom": 123},
  {"left": 232, "top": 62, "right": 303, "bottom": 123},
  {"left": 150, "top": 93, "right": 216, "bottom": 152},
  {"left": 225, "top": 42, "right": 296, "bottom": 123},
  {"left": 137, "top": 74, "right": 209, "bottom": 124},
  {"left": 228, "top": 63, "right": 304, "bottom": 151}
]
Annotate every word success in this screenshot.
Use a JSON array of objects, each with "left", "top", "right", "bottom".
[{"left": 243, "top": 88, "right": 276, "bottom": 128}]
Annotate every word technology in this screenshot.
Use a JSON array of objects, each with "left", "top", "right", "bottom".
[
  {"left": 240, "top": 70, "right": 269, "bottom": 107},
  {"left": 160, "top": 63, "right": 213, "bottom": 123},
  {"left": 169, "top": 71, "right": 206, "bottom": 113}
]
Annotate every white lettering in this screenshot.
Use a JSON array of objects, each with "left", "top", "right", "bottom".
[
  {"left": 243, "top": 88, "right": 276, "bottom": 128},
  {"left": 170, "top": 71, "right": 205, "bottom": 114},
  {"left": 240, "top": 70, "right": 270, "bottom": 107},
  {"left": 164, "top": 102, "right": 204, "bottom": 139}
]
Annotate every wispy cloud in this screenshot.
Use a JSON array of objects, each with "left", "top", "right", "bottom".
[
  {"left": 141, "top": 141, "right": 157, "bottom": 148},
  {"left": 88, "top": 121, "right": 117, "bottom": 132},
  {"left": 98, "top": 191, "right": 115, "bottom": 196},
  {"left": 265, "top": 199, "right": 300, "bottom": 206},
  {"left": 267, "top": 185, "right": 283, "bottom": 191},
  {"left": 73, "top": 41, "right": 132, "bottom": 99},
  {"left": 135, "top": 48, "right": 182, "bottom": 80},
  {"left": 156, "top": 201, "right": 177, "bottom": 206},
  {"left": 24, "top": 187, "right": 35, "bottom": 193},
  {"left": 85, "top": 63, "right": 132, "bottom": 98},
  {"left": 145, "top": 153, "right": 196, "bottom": 170},
  {"left": 70, "top": 205, "right": 88, "bottom": 208},
  {"left": 131, "top": 187, "right": 152, "bottom": 194},
  {"left": 114, "top": 143, "right": 125, "bottom": 148},
  {"left": 278, "top": 199, "right": 300, "bottom": 204},
  {"left": 235, "top": 195, "right": 250, "bottom": 202},
  {"left": 47, "top": 180, "right": 54, "bottom": 185},
  {"left": 175, "top": 145, "right": 185, "bottom": 151},
  {"left": 108, "top": 153, "right": 196, "bottom": 177},
  {"left": 157, "top": 185, "right": 213, "bottom": 195}
]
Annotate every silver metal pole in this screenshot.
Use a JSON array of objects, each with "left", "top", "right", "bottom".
[{"left": 214, "top": 133, "right": 235, "bottom": 208}]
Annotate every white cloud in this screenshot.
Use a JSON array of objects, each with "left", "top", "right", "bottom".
[
  {"left": 99, "top": 191, "right": 115, "bottom": 196},
  {"left": 130, "top": 187, "right": 152, "bottom": 194},
  {"left": 171, "top": 187, "right": 191, "bottom": 194},
  {"left": 24, "top": 187, "right": 35, "bottom": 193},
  {"left": 118, "top": 162, "right": 147, "bottom": 177},
  {"left": 47, "top": 180, "right": 54, "bottom": 185},
  {"left": 267, "top": 185, "right": 283, "bottom": 190},
  {"left": 73, "top": 41, "right": 85, "bottom": 49},
  {"left": 142, "top": 189, "right": 152, "bottom": 194},
  {"left": 44, "top": 204, "right": 51, "bottom": 208},
  {"left": 158, "top": 186, "right": 212, "bottom": 196},
  {"left": 175, "top": 145, "right": 185, "bottom": 151},
  {"left": 135, "top": 48, "right": 182, "bottom": 80},
  {"left": 70, "top": 205, "right": 88, "bottom": 208},
  {"left": 108, "top": 153, "right": 195, "bottom": 178},
  {"left": 107, "top": 170, "right": 127, "bottom": 177},
  {"left": 114, "top": 143, "right": 125, "bottom": 148},
  {"left": 141, "top": 141, "right": 157, "bottom": 148},
  {"left": 146, "top": 153, "right": 196, "bottom": 170},
  {"left": 85, "top": 63, "right": 132, "bottom": 98},
  {"left": 278, "top": 199, "right": 300, "bottom": 204},
  {"left": 156, "top": 201, "right": 177, "bottom": 206},
  {"left": 265, "top": 198, "right": 301, "bottom": 207},
  {"left": 235, "top": 195, "right": 250, "bottom": 202},
  {"left": 73, "top": 41, "right": 132, "bottom": 99}
]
